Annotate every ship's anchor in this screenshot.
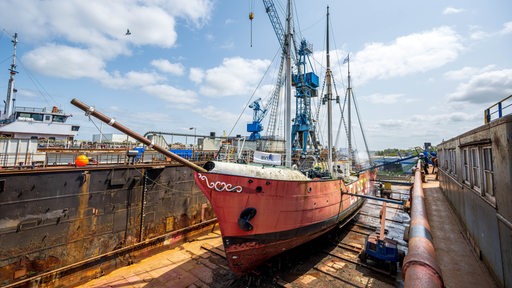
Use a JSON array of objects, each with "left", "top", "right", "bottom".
[{"left": 238, "top": 207, "right": 257, "bottom": 231}]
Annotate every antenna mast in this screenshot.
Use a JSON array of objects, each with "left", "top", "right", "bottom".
[{"left": 3, "top": 33, "right": 18, "bottom": 120}]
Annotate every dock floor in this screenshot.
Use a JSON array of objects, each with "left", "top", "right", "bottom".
[
  {"left": 423, "top": 174, "right": 497, "bottom": 288},
  {"left": 76, "top": 175, "right": 498, "bottom": 287},
  {"left": 76, "top": 230, "right": 230, "bottom": 288}
]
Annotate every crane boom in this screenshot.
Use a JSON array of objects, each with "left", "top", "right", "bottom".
[
  {"left": 247, "top": 0, "right": 291, "bottom": 142},
  {"left": 262, "top": 0, "right": 286, "bottom": 51}
]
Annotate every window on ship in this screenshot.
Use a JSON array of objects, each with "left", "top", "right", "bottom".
[
  {"left": 16, "top": 112, "right": 43, "bottom": 121},
  {"left": 32, "top": 113, "right": 43, "bottom": 121},
  {"left": 52, "top": 115, "right": 67, "bottom": 123}
]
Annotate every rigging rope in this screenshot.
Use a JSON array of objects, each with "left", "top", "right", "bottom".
[{"left": 226, "top": 48, "right": 281, "bottom": 139}]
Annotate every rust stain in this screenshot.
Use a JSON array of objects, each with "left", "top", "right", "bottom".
[{"left": 67, "top": 172, "right": 91, "bottom": 264}]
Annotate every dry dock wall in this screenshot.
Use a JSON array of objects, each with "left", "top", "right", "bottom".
[
  {"left": 437, "top": 114, "right": 512, "bottom": 288},
  {"left": 0, "top": 163, "right": 215, "bottom": 287}
]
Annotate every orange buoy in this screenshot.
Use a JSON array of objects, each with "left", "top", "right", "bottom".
[{"left": 75, "top": 154, "right": 89, "bottom": 167}]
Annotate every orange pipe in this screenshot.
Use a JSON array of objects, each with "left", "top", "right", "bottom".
[{"left": 402, "top": 162, "right": 444, "bottom": 288}]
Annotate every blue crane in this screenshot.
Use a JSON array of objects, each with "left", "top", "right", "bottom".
[
  {"left": 246, "top": 0, "right": 290, "bottom": 142},
  {"left": 291, "top": 39, "right": 319, "bottom": 154},
  {"left": 247, "top": 98, "right": 267, "bottom": 140},
  {"left": 248, "top": 0, "right": 319, "bottom": 155}
]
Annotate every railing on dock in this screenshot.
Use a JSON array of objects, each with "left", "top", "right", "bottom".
[{"left": 484, "top": 94, "right": 512, "bottom": 124}]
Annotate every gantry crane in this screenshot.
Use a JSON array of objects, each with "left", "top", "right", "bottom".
[
  {"left": 247, "top": 98, "right": 266, "bottom": 140},
  {"left": 291, "top": 39, "right": 320, "bottom": 155},
  {"left": 247, "top": 0, "right": 290, "bottom": 143},
  {"left": 249, "top": 0, "right": 320, "bottom": 157}
]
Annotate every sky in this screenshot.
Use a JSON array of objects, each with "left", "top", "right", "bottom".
[{"left": 0, "top": 0, "right": 511, "bottom": 151}]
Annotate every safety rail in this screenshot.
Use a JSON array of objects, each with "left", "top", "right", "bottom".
[
  {"left": 402, "top": 162, "right": 444, "bottom": 288},
  {"left": 484, "top": 94, "right": 512, "bottom": 124}
]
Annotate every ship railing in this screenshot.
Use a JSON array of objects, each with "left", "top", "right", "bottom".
[
  {"left": 484, "top": 94, "right": 512, "bottom": 124},
  {"left": 0, "top": 152, "right": 46, "bottom": 168},
  {"left": 15, "top": 106, "right": 47, "bottom": 113}
]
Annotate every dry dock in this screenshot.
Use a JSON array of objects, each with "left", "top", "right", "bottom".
[{"left": 74, "top": 173, "right": 499, "bottom": 288}]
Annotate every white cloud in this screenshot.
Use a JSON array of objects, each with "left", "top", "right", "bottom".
[
  {"left": 448, "top": 69, "right": 512, "bottom": 103},
  {"left": 0, "top": 1, "right": 179, "bottom": 51},
  {"left": 104, "top": 71, "right": 165, "bottom": 89},
  {"left": 500, "top": 21, "right": 512, "bottom": 35},
  {"left": 199, "top": 57, "right": 271, "bottom": 97},
  {"left": 22, "top": 44, "right": 170, "bottom": 90},
  {"left": 189, "top": 68, "right": 205, "bottom": 84},
  {"left": 353, "top": 27, "right": 464, "bottom": 85},
  {"left": 0, "top": 0, "right": 214, "bottom": 79},
  {"left": 142, "top": 84, "right": 198, "bottom": 104},
  {"left": 444, "top": 65, "right": 496, "bottom": 81},
  {"left": 411, "top": 111, "right": 479, "bottom": 124},
  {"left": 219, "top": 40, "right": 235, "bottom": 50},
  {"left": 361, "top": 93, "right": 404, "bottom": 104},
  {"left": 367, "top": 110, "right": 481, "bottom": 149},
  {"left": 151, "top": 0, "right": 213, "bottom": 28},
  {"left": 151, "top": 59, "right": 185, "bottom": 75},
  {"left": 469, "top": 30, "right": 488, "bottom": 41},
  {"left": 22, "top": 44, "right": 108, "bottom": 79},
  {"left": 468, "top": 22, "right": 512, "bottom": 41},
  {"left": 374, "top": 119, "right": 407, "bottom": 129},
  {"left": 442, "top": 7, "right": 465, "bottom": 15},
  {"left": 192, "top": 105, "right": 248, "bottom": 127}
]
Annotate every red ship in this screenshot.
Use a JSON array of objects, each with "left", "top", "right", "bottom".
[
  {"left": 194, "top": 162, "right": 375, "bottom": 274},
  {"left": 191, "top": 3, "right": 378, "bottom": 273}
]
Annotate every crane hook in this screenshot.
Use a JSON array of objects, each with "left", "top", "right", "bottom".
[{"left": 249, "top": 12, "right": 254, "bottom": 47}]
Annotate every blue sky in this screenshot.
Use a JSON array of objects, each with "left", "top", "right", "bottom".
[{"left": 0, "top": 0, "right": 511, "bottom": 151}]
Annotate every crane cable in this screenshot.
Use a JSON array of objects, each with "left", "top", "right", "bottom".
[{"left": 249, "top": 0, "right": 255, "bottom": 47}]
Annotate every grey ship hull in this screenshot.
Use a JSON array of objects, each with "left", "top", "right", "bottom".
[{"left": 0, "top": 163, "right": 215, "bottom": 287}]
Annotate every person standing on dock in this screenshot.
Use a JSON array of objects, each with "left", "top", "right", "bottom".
[
  {"left": 419, "top": 153, "right": 429, "bottom": 175},
  {"left": 431, "top": 152, "right": 439, "bottom": 179}
]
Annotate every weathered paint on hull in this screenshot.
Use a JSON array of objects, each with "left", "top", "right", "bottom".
[
  {"left": 194, "top": 168, "right": 375, "bottom": 274},
  {"left": 0, "top": 164, "right": 215, "bottom": 287}
]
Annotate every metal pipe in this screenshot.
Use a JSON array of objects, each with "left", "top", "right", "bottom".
[
  {"left": 402, "top": 162, "right": 444, "bottom": 288},
  {"left": 70, "top": 98, "right": 207, "bottom": 173}
]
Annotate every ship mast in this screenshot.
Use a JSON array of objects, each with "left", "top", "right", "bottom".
[
  {"left": 3, "top": 33, "right": 18, "bottom": 120},
  {"left": 345, "top": 55, "right": 356, "bottom": 168},
  {"left": 325, "top": 6, "right": 333, "bottom": 174},
  {"left": 284, "top": 0, "right": 292, "bottom": 167}
]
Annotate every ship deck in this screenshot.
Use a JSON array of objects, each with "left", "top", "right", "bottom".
[{"left": 75, "top": 174, "right": 497, "bottom": 288}]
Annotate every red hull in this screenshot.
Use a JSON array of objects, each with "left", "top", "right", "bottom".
[{"left": 194, "top": 167, "right": 375, "bottom": 275}]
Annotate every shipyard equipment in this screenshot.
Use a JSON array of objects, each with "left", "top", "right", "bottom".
[
  {"left": 291, "top": 39, "right": 320, "bottom": 155},
  {"left": 359, "top": 201, "right": 405, "bottom": 274},
  {"left": 248, "top": 0, "right": 320, "bottom": 156}
]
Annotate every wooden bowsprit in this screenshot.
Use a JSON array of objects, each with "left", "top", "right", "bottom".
[{"left": 70, "top": 98, "right": 207, "bottom": 173}]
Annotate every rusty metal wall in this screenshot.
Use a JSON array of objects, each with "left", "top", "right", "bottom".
[
  {"left": 0, "top": 163, "right": 214, "bottom": 287},
  {"left": 437, "top": 114, "right": 512, "bottom": 288}
]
